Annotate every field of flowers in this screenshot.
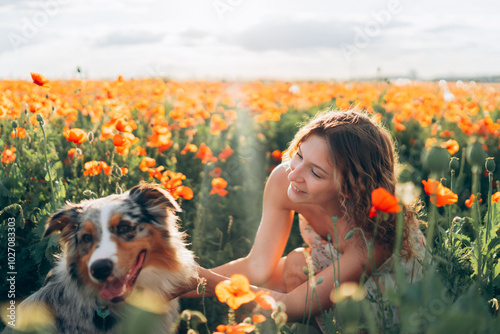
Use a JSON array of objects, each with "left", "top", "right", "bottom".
[{"left": 0, "top": 74, "right": 500, "bottom": 333}]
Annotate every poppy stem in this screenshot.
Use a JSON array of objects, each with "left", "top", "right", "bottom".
[{"left": 38, "top": 118, "right": 56, "bottom": 212}]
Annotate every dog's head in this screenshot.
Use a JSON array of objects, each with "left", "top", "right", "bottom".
[{"left": 44, "top": 183, "right": 191, "bottom": 303}]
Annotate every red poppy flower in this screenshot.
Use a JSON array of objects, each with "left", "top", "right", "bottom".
[
  {"left": 369, "top": 187, "right": 401, "bottom": 218},
  {"left": 422, "top": 179, "right": 458, "bottom": 207},
  {"left": 30, "top": 72, "right": 50, "bottom": 88}
]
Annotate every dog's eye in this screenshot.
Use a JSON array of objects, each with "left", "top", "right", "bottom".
[
  {"left": 82, "top": 234, "right": 93, "bottom": 244},
  {"left": 117, "top": 223, "right": 131, "bottom": 235}
]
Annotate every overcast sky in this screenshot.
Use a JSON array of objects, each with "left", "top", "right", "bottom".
[{"left": 1, "top": 0, "right": 499, "bottom": 81}]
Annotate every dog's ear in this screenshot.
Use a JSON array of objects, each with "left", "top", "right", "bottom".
[
  {"left": 129, "top": 183, "right": 181, "bottom": 225},
  {"left": 43, "top": 206, "right": 80, "bottom": 239}
]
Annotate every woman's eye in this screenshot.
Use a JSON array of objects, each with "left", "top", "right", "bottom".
[
  {"left": 82, "top": 234, "right": 93, "bottom": 244},
  {"left": 312, "top": 170, "right": 321, "bottom": 178},
  {"left": 296, "top": 152, "right": 303, "bottom": 159}
]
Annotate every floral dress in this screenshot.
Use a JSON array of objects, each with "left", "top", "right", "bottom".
[{"left": 298, "top": 214, "right": 427, "bottom": 331}]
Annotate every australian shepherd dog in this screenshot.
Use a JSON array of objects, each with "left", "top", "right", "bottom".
[{"left": 4, "top": 183, "right": 197, "bottom": 333}]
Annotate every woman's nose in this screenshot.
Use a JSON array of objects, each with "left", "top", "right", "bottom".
[{"left": 288, "top": 163, "right": 304, "bottom": 182}]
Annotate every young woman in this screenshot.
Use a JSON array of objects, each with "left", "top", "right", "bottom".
[{"left": 187, "top": 110, "right": 426, "bottom": 330}]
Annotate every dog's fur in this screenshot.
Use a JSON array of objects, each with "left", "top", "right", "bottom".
[{"left": 4, "top": 184, "right": 197, "bottom": 333}]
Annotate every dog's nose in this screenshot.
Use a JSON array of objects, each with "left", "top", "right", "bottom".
[{"left": 90, "top": 259, "right": 114, "bottom": 281}]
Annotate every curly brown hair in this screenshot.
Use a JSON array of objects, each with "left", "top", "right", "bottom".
[{"left": 283, "top": 109, "right": 418, "bottom": 260}]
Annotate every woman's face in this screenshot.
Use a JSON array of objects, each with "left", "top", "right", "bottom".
[{"left": 287, "top": 134, "right": 343, "bottom": 214}]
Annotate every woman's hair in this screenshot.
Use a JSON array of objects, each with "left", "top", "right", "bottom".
[{"left": 283, "top": 109, "right": 418, "bottom": 259}]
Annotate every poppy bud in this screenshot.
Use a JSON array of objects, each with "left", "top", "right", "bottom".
[
  {"left": 344, "top": 230, "right": 355, "bottom": 240},
  {"left": 449, "top": 157, "right": 460, "bottom": 171},
  {"left": 424, "top": 146, "right": 450, "bottom": 172},
  {"left": 466, "top": 141, "right": 487, "bottom": 166},
  {"left": 36, "top": 113, "right": 44, "bottom": 125},
  {"left": 11, "top": 121, "right": 18, "bottom": 129},
  {"left": 486, "top": 157, "right": 496, "bottom": 173}
]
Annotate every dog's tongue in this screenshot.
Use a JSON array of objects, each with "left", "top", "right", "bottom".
[{"left": 100, "top": 251, "right": 146, "bottom": 301}]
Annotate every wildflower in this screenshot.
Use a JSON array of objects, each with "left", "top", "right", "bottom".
[
  {"left": 209, "top": 167, "right": 223, "bottom": 177},
  {"left": 63, "top": 128, "right": 88, "bottom": 144},
  {"left": 252, "top": 314, "right": 266, "bottom": 324},
  {"left": 441, "top": 139, "right": 459, "bottom": 155},
  {"left": 1, "top": 146, "right": 16, "bottom": 164},
  {"left": 330, "top": 282, "right": 365, "bottom": 304},
  {"left": 131, "top": 146, "right": 147, "bottom": 156},
  {"left": 215, "top": 323, "right": 255, "bottom": 334},
  {"left": 491, "top": 192, "right": 500, "bottom": 204},
  {"left": 195, "top": 143, "right": 218, "bottom": 164},
  {"left": 172, "top": 186, "right": 194, "bottom": 200},
  {"left": 422, "top": 179, "right": 458, "bottom": 207},
  {"left": 83, "top": 161, "right": 101, "bottom": 176},
  {"left": 210, "top": 114, "right": 228, "bottom": 134},
  {"left": 11, "top": 127, "right": 26, "bottom": 139},
  {"left": 30, "top": 72, "right": 50, "bottom": 88},
  {"left": 271, "top": 150, "right": 282, "bottom": 163},
  {"left": 67, "top": 148, "right": 82, "bottom": 160},
  {"left": 465, "top": 194, "right": 482, "bottom": 208},
  {"left": 218, "top": 146, "right": 234, "bottom": 161},
  {"left": 210, "top": 177, "right": 228, "bottom": 197},
  {"left": 139, "top": 157, "right": 156, "bottom": 172},
  {"left": 215, "top": 274, "right": 256, "bottom": 310},
  {"left": 115, "top": 117, "right": 137, "bottom": 133},
  {"left": 254, "top": 291, "right": 276, "bottom": 310},
  {"left": 369, "top": 187, "right": 401, "bottom": 218},
  {"left": 181, "top": 143, "right": 197, "bottom": 155}
]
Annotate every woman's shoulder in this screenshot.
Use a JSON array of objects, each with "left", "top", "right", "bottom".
[
  {"left": 264, "top": 163, "right": 294, "bottom": 208},
  {"left": 268, "top": 162, "right": 290, "bottom": 181}
]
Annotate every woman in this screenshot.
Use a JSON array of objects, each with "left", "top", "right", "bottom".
[{"left": 187, "top": 109, "right": 425, "bottom": 330}]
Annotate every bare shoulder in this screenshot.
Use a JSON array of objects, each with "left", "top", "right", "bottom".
[{"left": 264, "top": 163, "right": 294, "bottom": 209}]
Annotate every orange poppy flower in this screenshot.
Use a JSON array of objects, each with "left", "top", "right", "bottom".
[
  {"left": 215, "top": 323, "right": 255, "bottom": 334},
  {"left": 172, "top": 186, "right": 193, "bottom": 200},
  {"left": 252, "top": 314, "right": 266, "bottom": 324},
  {"left": 422, "top": 179, "right": 458, "bottom": 207},
  {"left": 218, "top": 146, "right": 234, "bottom": 161},
  {"left": 210, "top": 177, "right": 228, "bottom": 197},
  {"left": 120, "top": 167, "right": 128, "bottom": 176},
  {"left": 139, "top": 157, "right": 156, "bottom": 172},
  {"left": 83, "top": 161, "right": 102, "bottom": 176},
  {"left": 465, "top": 194, "right": 482, "bottom": 208},
  {"left": 441, "top": 139, "right": 459, "bottom": 155},
  {"left": 254, "top": 291, "right": 277, "bottom": 310},
  {"left": 1, "top": 146, "right": 16, "bottom": 164},
  {"left": 30, "top": 72, "right": 50, "bottom": 88},
  {"left": 11, "top": 127, "right": 26, "bottom": 139},
  {"left": 115, "top": 117, "right": 137, "bottom": 133},
  {"left": 180, "top": 143, "right": 197, "bottom": 155},
  {"left": 131, "top": 145, "right": 147, "bottom": 156},
  {"left": 369, "top": 187, "right": 401, "bottom": 218},
  {"left": 195, "top": 143, "right": 218, "bottom": 164},
  {"left": 215, "top": 274, "right": 256, "bottom": 310},
  {"left": 209, "top": 167, "right": 223, "bottom": 177},
  {"left": 492, "top": 192, "right": 500, "bottom": 204},
  {"left": 271, "top": 149, "right": 282, "bottom": 163},
  {"left": 210, "top": 114, "right": 228, "bottom": 134},
  {"left": 67, "top": 148, "right": 82, "bottom": 160},
  {"left": 64, "top": 128, "right": 88, "bottom": 144}
]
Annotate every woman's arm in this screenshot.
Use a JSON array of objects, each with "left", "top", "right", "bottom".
[
  {"left": 210, "top": 164, "right": 295, "bottom": 285},
  {"left": 262, "top": 240, "right": 390, "bottom": 321}
]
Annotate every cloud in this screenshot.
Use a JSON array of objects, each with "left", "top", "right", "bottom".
[{"left": 95, "top": 30, "right": 166, "bottom": 47}]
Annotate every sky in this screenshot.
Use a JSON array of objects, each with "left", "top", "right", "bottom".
[{"left": 1, "top": 0, "right": 499, "bottom": 81}]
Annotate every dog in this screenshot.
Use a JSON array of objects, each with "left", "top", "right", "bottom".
[{"left": 3, "top": 183, "right": 197, "bottom": 333}]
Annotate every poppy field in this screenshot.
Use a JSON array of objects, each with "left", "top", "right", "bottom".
[{"left": 1, "top": 75, "right": 500, "bottom": 333}]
